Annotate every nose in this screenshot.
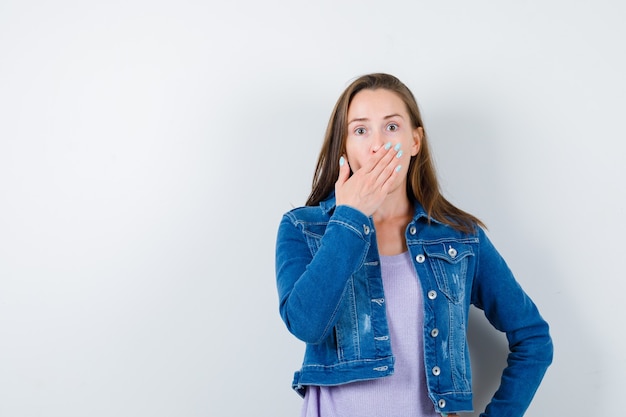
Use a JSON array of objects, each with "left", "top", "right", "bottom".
[{"left": 370, "top": 130, "right": 385, "bottom": 153}]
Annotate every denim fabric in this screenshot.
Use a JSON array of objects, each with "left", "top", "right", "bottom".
[{"left": 275, "top": 194, "right": 553, "bottom": 417}]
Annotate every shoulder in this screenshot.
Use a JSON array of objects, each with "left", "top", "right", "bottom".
[
  {"left": 281, "top": 193, "right": 338, "bottom": 224},
  {"left": 413, "top": 217, "right": 481, "bottom": 242},
  {"left": 281, "top": 204, "right": 329, "bottom": 225}
]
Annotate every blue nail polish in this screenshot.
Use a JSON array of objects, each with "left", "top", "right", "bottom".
[
  {"left": 394, "top": 143, "right": 401, "bottom": 151},
  {"left": 396, "top": 150, "right": 403, "bottom": 158},
  {"left": 384, "top": 142, "right": 392, "bottom": 150},
  {"left": 339, "top": 156, "right": 345, "bottom": 166},
  {"left": 395, "top": 165, "right": 402, "bottom": 172}
]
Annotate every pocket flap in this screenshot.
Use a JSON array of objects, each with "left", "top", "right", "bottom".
[{"left": 423, "top": 242, "right": 474, "bottom": 263}]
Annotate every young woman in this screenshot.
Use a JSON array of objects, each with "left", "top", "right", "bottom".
[{"left": 275, "top": 73, "right": 553, "bottom": 417}]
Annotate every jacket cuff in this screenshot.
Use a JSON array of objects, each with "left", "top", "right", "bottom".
[{"left": 330, "top": 205, "right": 374, "bottom": 241}]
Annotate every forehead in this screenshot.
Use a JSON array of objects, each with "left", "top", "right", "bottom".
[{"left": 347, "top": 89, "right": 407, "bottom": 119}]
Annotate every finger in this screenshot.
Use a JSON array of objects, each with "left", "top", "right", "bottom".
[
  {"left": 335, "top": 155, "right": 351, "bottom": 186},
  {"left": 369, "top": 143, "right": 402, "bottom": 181},
  {"left": 361, "top": 142, "right": 393, "bottom": 173},
  {"left": 378, "top": 162, "right": 402, "bottom": 193}
]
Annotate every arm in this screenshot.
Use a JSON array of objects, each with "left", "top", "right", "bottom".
[
  {"left": 471, "top": 228, "right": 553, "bottom": 417},
  {"left": 276, "top": 145, "right": 402, "bottom": 344},
  {"left": 275, "top": 205, "right": 372, "bottom": 344}
]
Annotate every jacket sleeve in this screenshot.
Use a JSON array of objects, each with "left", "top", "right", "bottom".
[
  {"left": 471, "top": 227, "right": 553, "bottom": 417},
  {"left": 275, "top": 205, "right": 373, "bottom": 344}
]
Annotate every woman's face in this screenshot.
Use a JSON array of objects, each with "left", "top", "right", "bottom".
[{"left": 345, "top": 88, "right": 422, "bottom": 176}]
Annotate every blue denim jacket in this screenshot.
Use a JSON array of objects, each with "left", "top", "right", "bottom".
[{"left": 275, "top": 194, "right": 553, "bottom": 416}]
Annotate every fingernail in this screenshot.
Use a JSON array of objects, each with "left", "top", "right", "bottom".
[
  {"left": 395, "top": 165, "right": 402, "bottom": 172},
  {"left": 394, "top": 143, "right": 401, "bottom": 151},
  {"left": 396, "top": 150, "right": 403, "bottom": 158},
  {"left": 339, "top": 156, "right": 345, "bottom": 166},
  {"left": 384, "top": 142, "right": 392, "bottom": 150}
]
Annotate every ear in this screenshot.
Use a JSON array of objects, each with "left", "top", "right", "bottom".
[{"left": 411, "top": 127, "right": 423, "bottom": 156}]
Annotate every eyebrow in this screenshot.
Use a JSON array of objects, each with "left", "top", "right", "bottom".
[{"left": 348, "top": 113, "right": 404, "bottom": 125}]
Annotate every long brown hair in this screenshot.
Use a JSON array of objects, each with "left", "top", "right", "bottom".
[{"left": 306, "top": 73, "right": 484, "bottom": 233}]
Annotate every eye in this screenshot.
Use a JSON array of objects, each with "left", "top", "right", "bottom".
[
  {"left": 354, "top": 127, "right": 367, "bottom": 135},
  {"left": 386, "top": 123, "right": 399, "bottom": 132}
]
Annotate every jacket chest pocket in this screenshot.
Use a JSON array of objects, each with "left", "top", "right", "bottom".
[{"left": 424, "top": 242, "right": 474, "bottom": 304}]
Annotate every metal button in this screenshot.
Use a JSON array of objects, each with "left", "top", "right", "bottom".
[
  {"left": 409, "top": 225, "right": 416, "bottom": 235},
  {"left": 363, "top": 225, "right": 370, "bottom": 235},
  {"left": 448, "top": 246, "right": 457, "bottom": 258},
  {"left": 438, "top": 399, "right": 446, "bottom": 408},
  {"left": 428, "top": 290, "right": 437, "bottom": 300},
  {"left": 416, "top": 254, "right": 425, "bottom": 263},
  {"left": 431, "top": 328, "right": 439, "bottom": 337},
  {"left": 432, "top": 366, "right": 441, "bottom": 376}
]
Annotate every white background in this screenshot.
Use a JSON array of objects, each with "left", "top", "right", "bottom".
[{"left": 1, "top": 1, "right": 624, "bottom": 416}]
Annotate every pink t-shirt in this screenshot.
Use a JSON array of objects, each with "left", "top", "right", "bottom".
[{"left": 300, "top": 251, "right": 441, "bottom": 417}]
